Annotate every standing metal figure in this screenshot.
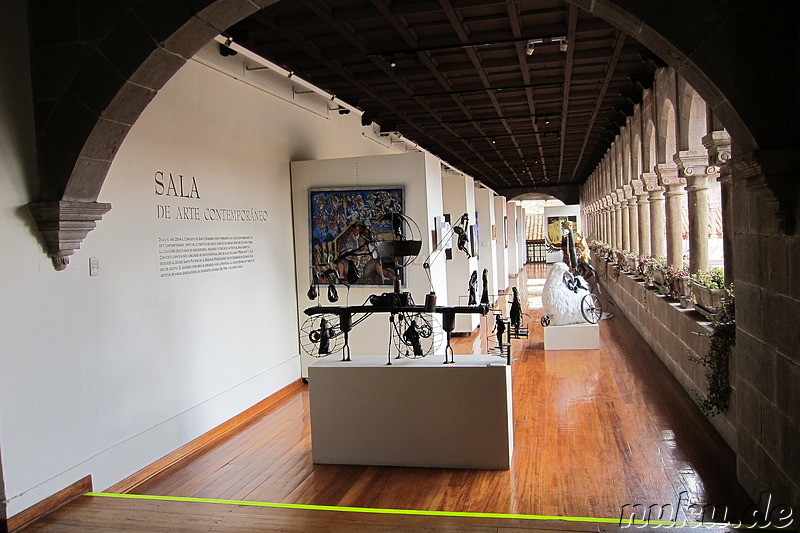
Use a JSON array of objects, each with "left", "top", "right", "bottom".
[
  {"left": 468, "top": 270, "right": 478, "bottom": 305},
  {"left": 480, "top": 268, "right": 490, "bottom": 305},
  {"left": 509, "top": 287, "right": 522, "bottom": 336}
]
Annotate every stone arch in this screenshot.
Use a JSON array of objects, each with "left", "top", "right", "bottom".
[
  {"left": 678, "top": 79, "right": 708, "bottom": 152},
  {"left": 657, "top": 99, "right": 677, "bottom": 166},
  {"left": 631, "top": 126, "right": 642, "bottom": 179},
  {"left": 27, "top": 0, "right": 796, "bottom": 268},
  {"left": 643, "top": 119, "right": 657, "bottom": 173}
]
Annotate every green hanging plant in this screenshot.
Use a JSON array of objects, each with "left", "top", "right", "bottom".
[{"left": 690, "top": 286, "right": 735, "bottom": 416}]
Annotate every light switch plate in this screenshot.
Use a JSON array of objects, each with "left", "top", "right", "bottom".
[{"left": 89, "top": 257, "right": 99, "bottom": 276}]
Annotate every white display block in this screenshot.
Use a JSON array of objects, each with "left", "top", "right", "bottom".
[
  {"left": 308, "top": 355, "right": 513, "bottom": 469},
  {"left": 544, "top": 322, "right": 600, "bottom": 350}
]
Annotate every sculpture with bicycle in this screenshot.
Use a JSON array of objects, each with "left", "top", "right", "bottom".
[{"left": 300, "top": 211, "right": 491, "bottom": 365}]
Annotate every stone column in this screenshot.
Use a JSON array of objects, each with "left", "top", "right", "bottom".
[
  {"left": 685, "top": 174, "right": 710, "bottom": 273},
  {"left": 609, "top": 197, "right": 617, "bottom": 247},
  {"left": 657, "top": 163, "right": 686, "bottom": 268},
  {"left": 626, "top": 187, "right": 639, "bottom": 254},
  {"left": 620, "top": 193, "right": 630, "bottom": 250},
  {"left": 643, "top": 172, "right": 666, "bottom": 258},
  {"left": 676, "top": 151, "right": 714, "bottom": 274},
  {"left": 703, "top": 131, "right": 733, "bottom": 284},
  {"left": 614, "top": 193, "right": 624, "bottom": 249},
  {"left": 634, "top": 179, "right": 651, "bottom": 256}
]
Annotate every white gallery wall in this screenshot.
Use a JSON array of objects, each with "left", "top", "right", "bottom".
[
  {"left": 517, "top": 205, "right": 526, "bottom": 268},
  {"left": 0, "top": 24, "right": 397, "bottom": 516},
  {"left": 493, "top": 196, "right": 509, "bottom": 293},
  {"left": 474, "top": 186, "right": 498, "bottom": 302},
  {"left": 506, "top": 202, "right": 519, "bottom": 276},
  {"left": 442, "top": 170, "right": 480, "bottom": 333}
]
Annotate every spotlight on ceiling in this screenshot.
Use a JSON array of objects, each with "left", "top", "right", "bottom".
[
  {"left": 525, "top": 39, "right": 543, "bottom": 56},
  {"left": 553, "top": 36, "right": 568, "bottom": 52}
]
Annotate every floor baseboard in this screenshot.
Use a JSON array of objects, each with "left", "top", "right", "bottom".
[{"left": 4, "top": 475, "right": 92, "bottom": 532}]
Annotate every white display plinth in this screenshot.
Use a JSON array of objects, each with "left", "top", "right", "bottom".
[
  {"left": 543, "top": 322, "right": 600, "bottom": 350},
  {"left": 308, "top": 355, "right": 513, "bottom": 469}
]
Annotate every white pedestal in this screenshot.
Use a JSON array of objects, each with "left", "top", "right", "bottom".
[
  {"left": 308, "top": 355, "right": 513, "bottom": 469},
  {"left": 544, "top": 322, "right": 600, "bottom": 350}
]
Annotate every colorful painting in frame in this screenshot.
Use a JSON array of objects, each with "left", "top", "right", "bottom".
[{"left": 310, "top": 187, "right": 404, "bottom": 286}]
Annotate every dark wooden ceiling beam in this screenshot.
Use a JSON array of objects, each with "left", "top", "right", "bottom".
[
  {"left": 248, "top": 8, "right": 493, "bottom": 182},
  {"left": 569, "top": 30, "right": 626, "bottom": 181},
  {"left": 556, "top": 4, "right": 578, "bottom": 183},
  {"left": 367, "top": 0, "right": 514, "bottom": 185}
]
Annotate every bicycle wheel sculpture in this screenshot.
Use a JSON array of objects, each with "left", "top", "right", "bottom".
[
  {"left": 299, "top": 314, "right": 342, "bottom": 357},
  {"left": 580, "top": 293, "right": 603, "bottom": 324},
  {"left": 391, "top": 312, "right": 441, "bottom": 358}
]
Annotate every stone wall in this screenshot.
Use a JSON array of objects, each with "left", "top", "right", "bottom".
[
  {"left": 730, "top": 172, "right": 800, "bottom": 511},
  {"left": 591, "top": 258, "right": 737, "bottom": 449}
]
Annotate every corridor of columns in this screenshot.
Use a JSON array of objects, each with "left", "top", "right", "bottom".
[{"left": 24, "top": 263, "right": 753, "bottom": 531}]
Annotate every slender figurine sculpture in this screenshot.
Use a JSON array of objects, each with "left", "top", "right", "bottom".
[
  {"left": 480, "top": 268, "right": 490, "bottom": 305},
  {"left": 468, "top": 270, "right": 478, "bottom": 305},
  {"left": 318, "top": 317, "right": 334, "bottom": 355},
  {"left": 510, "top": 286, "right": 522, "bottom": 335},
  {"left": 492, "top": 313, "right": 506, "bottom": 350}
]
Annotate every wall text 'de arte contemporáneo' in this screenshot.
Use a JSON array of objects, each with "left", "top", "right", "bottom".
[{"left": 154, "top": 171, "right": 268, "bottom": 278}]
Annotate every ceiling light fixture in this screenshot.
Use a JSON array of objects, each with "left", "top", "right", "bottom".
[
  {"left": 525, "top": 39, "right": 543, "bottom": 56},
  {"left": 553, "top": 36, "right": 568, "bottom": 52}
]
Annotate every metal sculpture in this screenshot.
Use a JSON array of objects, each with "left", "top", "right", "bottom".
[
  {"left": 480, "top": 268, "right": 490, "bottom": 305},
  {"left": 468, "top": 270, "right": 478, "bottom": 306},
  {"left": 508, "top": 286, "right": 529, "bottom": 338},
  {"left": 302, "top": 212, "right": 490, "bottom": 365}
]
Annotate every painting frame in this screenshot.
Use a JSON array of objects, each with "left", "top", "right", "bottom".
[{"left": 309, "top": 186, "right": 405, "bottom": 287}]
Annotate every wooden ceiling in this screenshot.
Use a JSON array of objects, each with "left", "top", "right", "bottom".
[{"left": 228, "top": 0, "right": 664, "bottom": 191}]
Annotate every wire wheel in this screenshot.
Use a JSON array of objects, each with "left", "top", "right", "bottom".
[
  {"left": 299, "top": 314, "right": 342, "bottom": 357},
  {"left": 580, "top": 293, "right": 603, "bottom": 324},
  {"left": 540, "top": 315, "right": 551, "bottom": 327},
  {"left": 392, "top": 312, "right": 441, "bottom": 358}
]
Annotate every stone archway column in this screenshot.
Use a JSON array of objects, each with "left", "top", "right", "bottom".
[
  {"left": 677, "top": 151, "right": 714, "bottom": 274},
  {"left": 657, "top": 163, "right": 687, "bottom": 268},
  {"left": 703, "top": 131, "right": 733, "bottom": 283},
  {"left": 626, "top": 186, "right": 639, "bottom": 254},
  {"left": 685, "top": 174, "right": 710, "bottom": 274},
  {"left": 634, "top": 179, "right": 651, "bottom": 256},
  {"left": 614, "top": 193, "right": 624, "bottom": 248},
  {"left": 643, "top": 172, "right": 666, "bottom": 258},
  {"left": 609, "top": 197, "right": 617, "bottom": 247},
  {"left": 620, "top": 191, "right": 630, "bottom": 250}
]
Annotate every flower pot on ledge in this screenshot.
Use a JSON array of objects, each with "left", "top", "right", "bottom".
[
  {"left": 692, "top": 281, "right": 727, "bottom": 319},
  {"left": 653, "top": 268, "right": 666, "bottom": 290}
]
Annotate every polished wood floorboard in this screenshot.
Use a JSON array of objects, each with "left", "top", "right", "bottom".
[{"left": 23, "top": 264, "right": 752, "bottom": 531}]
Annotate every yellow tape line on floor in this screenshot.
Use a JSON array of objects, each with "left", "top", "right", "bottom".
[{"left": 85, "top": 492, "right": 736, "bottom": 529}]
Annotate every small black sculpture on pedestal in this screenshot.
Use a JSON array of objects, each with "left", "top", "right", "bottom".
[
  {"left": 480, "top": 268, "right": 490, "bottom": 305},
  {"left": 468, "top": 270, "right": 478, "bottom": 305},
  {"left": 510, "top": 287, "right": 522, "bottom": 335}
]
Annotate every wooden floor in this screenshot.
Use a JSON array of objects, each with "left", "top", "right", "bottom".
[{"left": 23, "top": 264, "right": 752, "bottom": 531}]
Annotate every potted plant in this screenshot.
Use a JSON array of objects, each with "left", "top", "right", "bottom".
[
  {"left": 690, "top": 287, "right": 734, "bottom": 416},
  {"left": 691, "top": 267, "right": 727, "bottom": 318},
  {"left": 663, "top": 265, "right": 689, "bottom": 300},
  {"left": 623, "top": 250, "right": 638, "bottom": 273},
  {"left": 649, "top": 256, "right": 667, "bottom": 288}
]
